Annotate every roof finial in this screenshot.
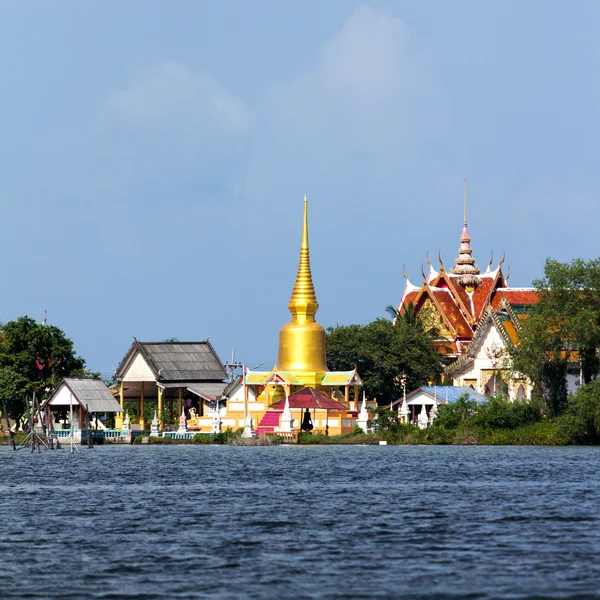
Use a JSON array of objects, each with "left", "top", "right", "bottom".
[
  {"left": 402, "top": 264, "right": 408, "bottom": 279},
  {"left": 438, "top": 250, "right": 445, "bottom": 271},
  {"left": 450, "top": 180, "right": 481, "bottom": 289},
  {"left": 464, "top": 179, "right": 467, "bottom": 224},
  {"left": 302, "top": 193, "right": 309, "bottom": 250},
  {"left": 421, "top": 264, "right": 427, "bottom": 284},
  {"left": 498, "top": 250, "right": 506, "bottom": 268}
]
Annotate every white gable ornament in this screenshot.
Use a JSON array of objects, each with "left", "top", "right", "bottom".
[{"left": 485, "top": 340, "right": 505, "bottom": 367}]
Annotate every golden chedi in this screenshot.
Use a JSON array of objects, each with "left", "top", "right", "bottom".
[{"left": 277, "top": 195, "right": 328, "bottom": 374}]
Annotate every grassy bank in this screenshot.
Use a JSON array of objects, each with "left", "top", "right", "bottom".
[
  {"left": 296, "top": 420, "right": 593, "bottom": 446},
  {"left": 133, "top": 431, "right": 284, "bottom": 446},
  {"left": 0, "top": 433, "right": 27, "bottom": 445}
]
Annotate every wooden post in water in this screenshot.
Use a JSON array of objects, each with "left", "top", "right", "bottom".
[
  {"left": 2, "top": 398, "right": 15, "bottom": 450},
  {"left": 87, "top": 404, "right": 93, "bottom": 449}
]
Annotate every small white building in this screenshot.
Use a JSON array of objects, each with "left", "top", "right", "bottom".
[
  {"left": 46, "top": 378, "right": 123, "bottom": 431},
  {"left": 391, "top": 385, "right": 487, "bottom": 426}
]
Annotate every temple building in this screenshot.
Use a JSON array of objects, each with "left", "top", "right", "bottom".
[
  {"left": 231, "top": 196, "right": 364, "bottom": 436},
  {"left": 113, "top": 196, "right": 367, "bottom": 436},
  {"left": 114, "top": 341, "right": 229, "bottom": 430},
  {"left": 396, "top": 182, "right": 538, "bottom": 399}
]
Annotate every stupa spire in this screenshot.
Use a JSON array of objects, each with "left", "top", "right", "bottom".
[
  {"left": 450, "top": 180, "right": 481, "bottom": 291},
  {"left": 287, "top": 194, "right": 319, "bottom": 321}
]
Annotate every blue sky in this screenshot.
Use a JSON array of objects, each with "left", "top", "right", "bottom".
[{"left": 1, "top": 1, "right": 599, "bottom": 376}]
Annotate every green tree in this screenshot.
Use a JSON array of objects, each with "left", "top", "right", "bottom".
[
  {"left": 0, "top": 367, "right": 29, "bottom": 423},
  {"left": 512, "top": 257, "right": 600, "bottom": 415},
  {"left": 0, "top": 316, "right": 92, "bottom": 419},
  {"left": 432, "top": 395, "right": 478, "bottom": 430},
  {"left": 326, "top": 312, "right": 442, "bottom": 405}
]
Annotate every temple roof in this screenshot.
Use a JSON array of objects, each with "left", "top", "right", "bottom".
[
  {"left": 391, "top": 385, "right": 487, "bottom": 408},
  {"left": 159, "top": 381, "right": 228, "bottom": 401},
  {"left": 244, "top": 368, "right": 363, "bottom": 387},
  {"left": 269, "top": 387, "right": 348, "bottom": 410},
  {"left": 116, "top": 340, "right": 227, "bottom": 382},
  {"left": 46, "top": 378, "right": 123, "bottom": 413},
  {"left": 429, "top": 289, "right": 472, "bottom": 337},
  {"left": 491, "top": 288, "right": 538, "bottom": 309},
  {"left": 321, "top": 369, "right": 362, "bottom": 385}
]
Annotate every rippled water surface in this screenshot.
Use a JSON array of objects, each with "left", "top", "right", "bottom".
[{"left": 1, "top": 445, "right": 600, "bottom": 599}]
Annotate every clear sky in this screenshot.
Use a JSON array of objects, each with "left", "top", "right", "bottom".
[{"left": 1, "top": 1, "right": 599, "bottom": 377}]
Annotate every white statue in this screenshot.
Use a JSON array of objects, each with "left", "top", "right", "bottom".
[
  {"left": 428, "top": 402, "right": 438, "bottom": 425},
  {"left": 357, "top": 392, "right": 370, "bottom": 433},
  {"left": 399, "top": 399, "right": 409, "bottom": 424},
  {"left": 211, "top": 411, "right": 222, "bottom": 434},
  {"left": 279, "top": 395, "right": 294, "bottom": 432},
  {"left": 150, "top": 409, "right": 160, "bottom": 437},
  {"left": 242, "top": 415, "right": 256, "bottom": 438},
  {"left": 177, "top": 409, "right": 187, "bottom": 433},
  {"left": 417, "top": 404, "right": 428, "bottom": 430},
  {"left": 122, "top": 412, "right": 130, "bottom": 432}
]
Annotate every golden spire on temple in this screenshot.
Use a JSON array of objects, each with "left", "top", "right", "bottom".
[
  {"left": 277, "top": 195, "right": 328, "bottom": 373},
  {"left": 288, "top": 194, "right": 318, "bottom": 319}
]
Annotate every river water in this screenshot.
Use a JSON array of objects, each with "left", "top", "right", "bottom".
[{"left": 0, "top": 445, "right": 599, "bottom": 599}]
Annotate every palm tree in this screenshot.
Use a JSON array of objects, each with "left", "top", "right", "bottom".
[{"left": 386, "top": 302, "right": 418, "bottom": 326}]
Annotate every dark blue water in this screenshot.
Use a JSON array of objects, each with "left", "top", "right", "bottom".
[{"left": 0, "top": 445, "right": 599, "bottom": 599}]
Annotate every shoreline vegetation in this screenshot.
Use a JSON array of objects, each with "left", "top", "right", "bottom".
[{"left": 3, "top": 380, "right": 599, "bottom": 448}]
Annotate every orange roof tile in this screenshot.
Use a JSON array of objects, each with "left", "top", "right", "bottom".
[
  {"left": 431, "top": 290, "right": 473, "bottom": 338},
  {"left": 502, "top": 321, "right": 520, "bottom": 344},
  {"left": 401, "top": 290, "right": 419, "bottom": 308},
  {"left": 492, "top": 289, "right": 538, "bottom": 309},
  {"left": 433, "top": 271, "right": 474, "bottom": 321},
  {"left": 472, "top": 277, "right": 497, "bottom": 318}
]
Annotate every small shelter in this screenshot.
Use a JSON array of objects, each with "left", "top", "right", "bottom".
[
  {"left": 114, "top": 340, "right": 228, "bottom": 429},
  {"left": 46, "top": 378, "right": 123, "bottom": 431},
  {"left": 269, "top": 387, "right": 348, "bottom": 434},
  {"left": 269, "top": 387, "right": 348, "bottom": 411},
  {"left": 390, "top": 385, "right": 487, "bottom": 426}
]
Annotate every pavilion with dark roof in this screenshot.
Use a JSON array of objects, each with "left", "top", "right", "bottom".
[{"left": 114, "top": 340, "right": 227, "bottom": 430}]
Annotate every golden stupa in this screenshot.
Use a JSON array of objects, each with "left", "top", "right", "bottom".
[
  {"left": 235, "top": 195, "right": 363, "bottom": 435},
  {"left": 277, "top": 195, "right": 328, "bottom": 375}
]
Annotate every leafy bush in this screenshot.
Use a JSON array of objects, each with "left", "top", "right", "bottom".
[
  {"left": 298, "top": 431, "right": 384, "bottom": 445},
  {"left": 553, "top": 380, "right": 600, "bottom": 444},
  {"left": 473, "top": 395, "right": 543, "bottom": 430},
  {"left": 432, "top": 395, "right": 477, "bottom": 430}
]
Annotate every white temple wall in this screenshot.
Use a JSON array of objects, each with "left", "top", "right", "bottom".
[
  {"left": 122, "top": 353, "right": 155, "bottom": 382},
  {"left": 452, "top": 323, "right": 531, "bottom": 401}
]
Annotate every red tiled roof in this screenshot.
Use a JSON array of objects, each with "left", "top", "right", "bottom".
[
  {"left": 431, "top": 290, "right": 473, "bottom": 337},
  {"left": 445, "top": 275, "right": 475, "bottom": 321},
  {"left": 269, "top": 387, "right": 348, "bottom": 410},
  {"left": 472, "top": 277, "right": 497, "bottom": 319},
  {"left": 491, "top": 289, "right": 538, "bottom": 309},
  {"left": 434, "top": 272, "right": 474, "bottom": 321},
  {"left": 401, "top": 290, "right": 419, "bottom": 309}
]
